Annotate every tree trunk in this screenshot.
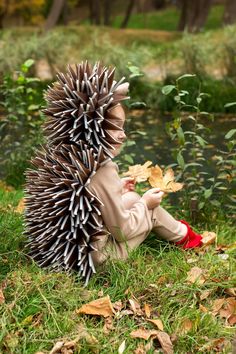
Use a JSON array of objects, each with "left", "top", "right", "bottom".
[
  {"left": 193, "top": 0, "right": 212, "bottom": 32},
  {"left": 44, "top": 0, "right": 66, "bottom": 31},
  {"left": 103, "top": 0, "right": 111, "bottom": 26},
  {"left": 89, "top": 0, "right": 101, "bottom": 25},
  {"left": 223, "top": 0, "right": 236, "bottom": 25},
  {"left": 177, "top": 0, "right": 212, "bottom": 33},
  {"left": 0, "top": 0, "right": 8, "bottom": 29},
  {"left": 120, "top": 0, "right": 135, "bottom": 28}
]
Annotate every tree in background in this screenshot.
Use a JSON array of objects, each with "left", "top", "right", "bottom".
[
  {"left": 44, "top": 0, "right": 66, "bottom": 31},
  {"left": 89, "top": 0, "right": 113, "bottom": 26},
  {"left": 0, "top": 0, "right": 45, "bottom": 27},
  {"left": 120, "top": 0, "right": 135, "bottom": 28},
  {"left": 177, "top": 0, "right": 213, "bottom": 33},
  {"left": 223, "top": 0, "right": 236, "bottom": 25}
]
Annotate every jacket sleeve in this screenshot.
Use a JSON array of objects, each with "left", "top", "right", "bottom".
[{"left": 87, "top": 160, "right": 152, "bottom": 242}]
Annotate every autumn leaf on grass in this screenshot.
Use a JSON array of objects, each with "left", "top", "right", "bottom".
[
  {"left": 0, "top": 289, "right": 5, "bottom": 304},
  {"left": 201, "top": 231, "right": 217, "bottom": 246},
  {"left": 76, "top": 295, "right": 115, "bottom": 317},
  {"left": 186, "top": 267, "right": 206, "bottom": 285},
  {"left": 212, "top": 297, "right": 236, "bottom": 325},
  {"left": 15, "top": 198, "right": 25, "bottom": 214},
  {"left": 178, "top": 318, "right": 193, "bottom": 335},
  {"left": 123, "top": 161, "right": 152, "bottom": 182},
  {"left": 130, "top": 328, "right": 174, "bottom": 354},
  {"left": 147, "top": 318, "right": 164, "bottom": 331},
  {"left": 148, "top": 165, "right": 183, "bottom": 193}
]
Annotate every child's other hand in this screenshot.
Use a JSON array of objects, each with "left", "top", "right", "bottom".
[
  {"left": 141, "top": 188, "right": 164, "bottom": 209},
  {"left": 121, "top": 177, "right": 136, "bottom": 194}
]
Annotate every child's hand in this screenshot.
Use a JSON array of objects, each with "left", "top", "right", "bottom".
[
  {"left": 121, "top": 177, "right": 136, "bottom": 194},
  {"left": 141, "top": 188, "right": 164, "bottom": 209}
]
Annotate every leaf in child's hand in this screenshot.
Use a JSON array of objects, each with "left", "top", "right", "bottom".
[
  {"left": 149, "top": 165, "right": 183, "bottom": 193},
  {"left": 76, "top": 295, "right": 115, "bottom": 317},
  {"left": 123, "top": 161, "right": 152, "bottom": 182}
]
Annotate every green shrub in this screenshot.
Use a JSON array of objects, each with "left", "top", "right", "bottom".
[{"left": 0, "top": 59, "right": 45, "bottom": 187}]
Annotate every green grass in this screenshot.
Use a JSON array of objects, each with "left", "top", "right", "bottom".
[
  {"left": 112, "top": 5, "right": 225, "bottom": 31},
  {"left": 0, "top": 187, "right": 235, "bottom": 353}
]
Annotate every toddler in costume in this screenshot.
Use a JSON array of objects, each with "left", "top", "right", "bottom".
[
  {"left": 25, "top": 62, "right": 202, "bottom": 284},
  {"left": 88, "top": 102, "right": 203, "bottom": 266}
]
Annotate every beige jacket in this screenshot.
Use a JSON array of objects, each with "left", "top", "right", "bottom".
[{"left": 87, "top": 159, "right": 152, "bottom": 263}]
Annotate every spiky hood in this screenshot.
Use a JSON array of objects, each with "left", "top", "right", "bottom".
[
  {"left": 43, "top": 61, "right": 129, "bottom": 157},
  {"left": 25, "top": 62, "right": 129, "bottom": 284}
]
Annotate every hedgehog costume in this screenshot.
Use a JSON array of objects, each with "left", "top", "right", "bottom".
[
  {"left": 25, "top": 62, "right": 203, "bottom": 285},
  {"left": 24, "top": 62, "right": 129, "bottom": 285}
]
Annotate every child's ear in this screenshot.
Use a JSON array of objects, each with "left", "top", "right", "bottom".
[{"left": 114, "top": 82, "right": 129, "bottom": 96}]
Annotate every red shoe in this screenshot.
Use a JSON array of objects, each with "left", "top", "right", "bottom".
[{"left": 175, "top": 220, "right": 203, "bottom": 249}]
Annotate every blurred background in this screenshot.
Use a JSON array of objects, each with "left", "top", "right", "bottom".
[{"left": 0, "top": 0, "right": 235, "bottom": 219}]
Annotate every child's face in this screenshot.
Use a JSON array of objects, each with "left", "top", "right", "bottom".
[{"left": 107, "top": 104, "right": 126, "bottom": 157}]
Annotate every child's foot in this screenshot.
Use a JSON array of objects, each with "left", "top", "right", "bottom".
[{"left": 175, "top": 220, "right": 203, "bottom": 249}]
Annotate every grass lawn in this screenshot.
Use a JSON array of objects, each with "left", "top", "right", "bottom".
[{"left": 0, "top": 187, "right": 235, "bottom": 353}]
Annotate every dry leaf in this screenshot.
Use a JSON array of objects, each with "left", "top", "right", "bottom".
[
  {"left": 103, "top": 316, "right": 114, "bottom": 334},
  {"left": 228, "top": 314, "right": 236, "bottom": 326},
  {"left": 218, "top": 297, "right": 236, "bottom": 322},
  {"left": 157, "top": 276, "right": 167, "bottom": 284},
  {"left": 144, "top": 303, "right": 151, "bottom": 318},
  {"left": 186, "top": 267, "right": 206, "bottom": 285},
  {"left": 15, "top": 198, "right": 25, "bottom": 213},
  {"left": 147, "top": 319, "right": 164, "bottom": 331},
  {"left": 118, "top": 340, "right": 126, "bottom": 354},
  {"left": 155, "top": 331, "right": 174, "bottom": 354},
  {"left": 224, "top": 288, "right": 236, "bottom": 297},
  {"left": 129, "top": 298, "right": 143, "bottom": 316},
  {"left": 211, "top": 298, "right": 225, "bottom": 316},
  {"left": 113, "top": 300, "right": 123, "bottom": 312},
  {"left": 134, "top": 343, "right": 147, "bottom": 354},
  {"left": 199, "top": 304, "right": 208, "bottom": 313},
  {"left": 123, "top": 161, "right": 152, "bottom": 182},
  {"left": 201, "top": 231, "right": 217, "bottom": 246},
  {"left": 148, "top": 165, "right": 183, "bottom": 193},
  {"left": 199, "top": 337, "right": 227, "bottom": 352},
  {"left": 0, "top": 289, "right": 5, "bottom": 304},
  {"left": 49, "top": 341, "right": 64, "bottom": 354},
  {"left": 130, "top": 328, "right": 159, "bottom": 340},
  {"left": 200, "top": 289, "right": 212, "bottom": 301},
  {"left": 76, "top": 295, "right": 115, "bottom": 317},
  {"left": 178, "top": 318, "right": 193, "bottom": 335}
]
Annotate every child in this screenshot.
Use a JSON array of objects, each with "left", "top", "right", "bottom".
[{"left": 87, "top": 103, "right": 203, "bottom": 267}]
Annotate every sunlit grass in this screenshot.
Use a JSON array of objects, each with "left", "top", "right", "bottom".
[{"left": 0, "top": 187, "right": 235, "bottom": 353}]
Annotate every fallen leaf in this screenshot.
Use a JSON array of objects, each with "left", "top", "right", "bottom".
[
  {"left": 118, "top": 340, "right": 126, "bottom": 354},
  {"left": 148, "top": 165, "right": 183, "bottom": 193},
  {"left": 211, "top": 298, "right": 225, "bottom": 316},
  {"left": 15, "top": 198, "right": 25, "bottom": 213},
  {"left": 157, "top": 275, "right": 167, "bottom": 284},
  {"left": 224, "top": 288, "right": 236, "bottom": 297},
  {"left": 113, "top": 300, "right": 123, "bottom": 312},
  {"left": 228, "top": 314, "right": 236, "bottom": 325},
  {"left": 178, "top": 318, "right": 193, "bottom": 335},
  {"left": 134, "top": 343, "right": 147, "bottom": 354},
  {"left": 144, "top": 303, "right": 151, "bottom": 318},
  {"left": 76, "top": 295, "right": 115, "bottom": 317},
  {"left": 186, "top": 267, "right": 206, "bottom": 285},
  {"left": 199, "top": 289, "right": 212, "bottom": 301},
  {"left": 201, "top": 231, "right": 217, "bottom": 246},
  {"left": 49, "top": 341, "right": 64, "bottom": 354},
  {"left": 0, "top": 289, "right": 5, "bottom": 304},
  {"left": 199, "top": 337, "right": 227, "bottom": 352},
  {"left": 123, "top": 161, "right": 152, "bottom": 182},
  {"left": 103, "top": 316, "right": 114, "bottom": 334},
  {"left": 199, "top": 304, "right": 208, "bottom": 313},
  {"left": 129, "top": 298, "right": 143, "bottom": 316},
  {"left": 130, "top": 328, "right": 159, "bottom": 340},
  {"left": 218, "top": 297, "right": 236, "bottom": 322},
  {"left": 155, "top": 331, "right": 174, "bottom": 354},
  {"left": 147, "top": 319, "right": 164, "bottom": 331}
]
